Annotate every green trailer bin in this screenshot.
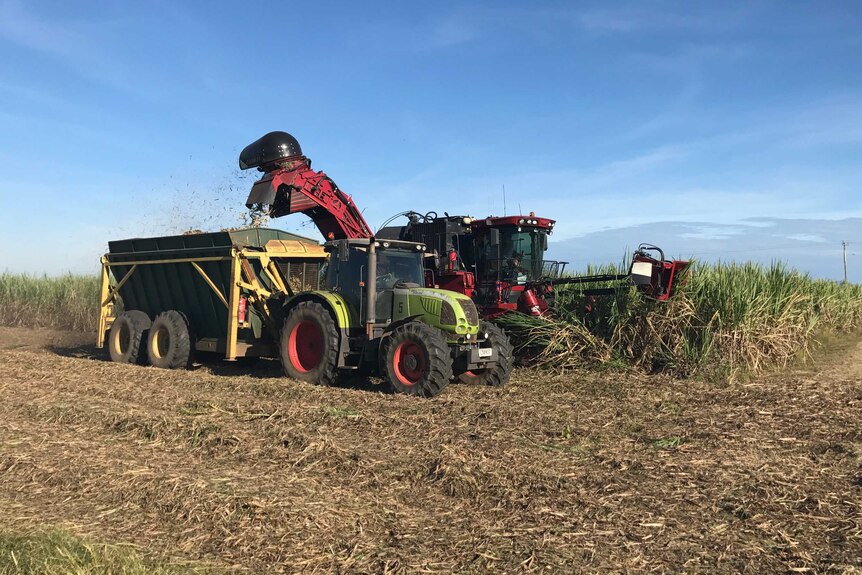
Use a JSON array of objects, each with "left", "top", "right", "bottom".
[{"left": 97, "top": 228, "right": 327, "bottom": 361}]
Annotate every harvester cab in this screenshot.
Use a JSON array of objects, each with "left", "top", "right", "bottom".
[
  {"left": 467, "top": 214, "right": 562, "bottom": 316},
  {"left": 378, "top": 211, "right": 565, "bottom": 317}
]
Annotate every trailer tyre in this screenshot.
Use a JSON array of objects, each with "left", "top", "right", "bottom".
[
  {"left": 456, "top": 322, "right": 513, "bottom": 387},
  {"left": 280, "top": 301, "right": 340, "bottom": 386},
  {"left": 147, "top": 310, "right": 194, "bottom": 369},
  {"left": 108, "top": 311, "right": 150, "bottom": 365},
  {"left": 382, "top": 322, "right": 452, "bottom": 397}
]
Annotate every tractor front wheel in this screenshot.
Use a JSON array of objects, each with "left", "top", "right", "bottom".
[
  {"left": 456, "top": 321, "right": 513, "bottom": 387},
  {"left": 382, "top": 322, "right": 452, "bottom": 397},
  {"left": 280, "top": 301, "right": 340, "bottom": 386}
]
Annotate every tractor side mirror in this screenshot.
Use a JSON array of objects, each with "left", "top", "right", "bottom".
[
  {"left": 337, "top": 240, "right": 349, "bottom": 262},
  {"left": 489, "top": 228, "right": 500, "bottom": 247},
  {"left": 542, "top": 233, "right": 548, "bottom": 251}
]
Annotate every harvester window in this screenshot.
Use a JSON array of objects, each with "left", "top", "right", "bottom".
[{"left": 477, "top": 227, "right": 548, "bottom": 283}]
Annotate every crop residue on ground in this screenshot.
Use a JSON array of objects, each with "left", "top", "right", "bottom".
[{"left": 0, "top": 327, "right": 859, "bottom": 573}]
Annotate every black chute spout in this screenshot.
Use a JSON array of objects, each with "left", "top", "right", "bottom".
[{"left": 239, "top": 131, "right": 303, "bottom": 170}]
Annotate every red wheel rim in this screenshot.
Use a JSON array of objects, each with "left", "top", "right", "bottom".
[
  {"left": 288, "top": 320, "right": 323, "bottom": 373},
  {"left": 392, "top": 341, "right": 426, "bottom": 386}
]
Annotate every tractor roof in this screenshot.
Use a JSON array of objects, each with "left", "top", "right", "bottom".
[{"left": 324, "top": 238, "right": 427, "bottom": 252}]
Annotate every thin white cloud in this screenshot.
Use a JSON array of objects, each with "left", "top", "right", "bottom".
[
  {"left": 783, "top": 233, "right": 829, "bottom": 243},
  {"left": 679, "top": 225, "right": 747, "bottom": 240}
]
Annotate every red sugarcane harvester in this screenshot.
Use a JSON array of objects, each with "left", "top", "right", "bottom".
[
  {"left": 241, "top": 131, "right": 689, "bottom": 319},
  {"left": 377, "top": 212, "right": 690, "bottom": 317}
]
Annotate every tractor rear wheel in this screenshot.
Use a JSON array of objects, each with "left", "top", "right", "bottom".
[
  {"left": 382, "top": 322, "right": 452, "bottom": 397},
  {"left": 108, "top": 311, "right": 150, "bottom": 364},
  {"left": 147, "top": 310, "right": 194, "bottom": 369},
  {"left": 280, "top": 301, "right": 339, "bottom": 386},
  {"left": 456, "top": 321, "right": 513, "bottom": 387}
]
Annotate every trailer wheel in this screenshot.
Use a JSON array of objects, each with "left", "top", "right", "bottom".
[
  {"left": 382, "top": 322, "right": 452, "bottom": 397},
  {"left": 280, "top": 301, "right": 339, "bottom": 386},
  {"left": 147, "top": 310, "right": 194, "bottom": 369},
  {"left": 108, "top": 311, "right": 150, "bottom": 364},
  {"left": 457, "top": 322, "right": 513, "bottom": 387}
]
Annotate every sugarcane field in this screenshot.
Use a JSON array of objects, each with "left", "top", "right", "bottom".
[{"left": 2, "top": 3, "right": 862, "bottom": 574}]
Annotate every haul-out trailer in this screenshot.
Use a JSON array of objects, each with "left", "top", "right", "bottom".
[{"left": 98, "top": 228, "right": 327, "bottom": 363}]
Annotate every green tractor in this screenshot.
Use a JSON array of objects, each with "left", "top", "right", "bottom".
[{"left": 280, "top": 238, "right": 513, "bottom": 396}]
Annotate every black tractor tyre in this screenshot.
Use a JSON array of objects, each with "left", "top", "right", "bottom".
[
  {"left": 147, "top": 310, "right": 194, "bottom": 369},
  {"left": 456, "top": 321, "right": 514, "bottom": 387},
  {"left": 108, "top": 311, "right": 150, "bottom": 364},
  {"left": 381, "top": 322, "right": 453, "bottom": 398},
  {"left": 280, "top": 301, "right": 340, "bottom": 386}
]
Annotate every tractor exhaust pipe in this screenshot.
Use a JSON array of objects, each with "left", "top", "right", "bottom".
[{"left": 366, "top": 239, "right": 377, "bottom": 339}]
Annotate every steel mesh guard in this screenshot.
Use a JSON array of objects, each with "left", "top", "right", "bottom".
[{"left": 276, "top": 261, "right": 321, "bottom": 293}]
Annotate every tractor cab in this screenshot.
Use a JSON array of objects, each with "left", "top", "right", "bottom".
[
  {"left": 316, "top": 238, "right": 502, "bottom": 395},
  {"left": 324, "top": 239, "right": 428, "bottom": 326}
]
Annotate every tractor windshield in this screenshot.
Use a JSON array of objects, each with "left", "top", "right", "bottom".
[{"left": 377, "top": 248, "right": 424, "bottom": 287}]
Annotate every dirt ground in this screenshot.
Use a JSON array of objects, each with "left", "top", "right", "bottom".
[{"left": 0, "top": 326, "right": 859, "bottom": 574}]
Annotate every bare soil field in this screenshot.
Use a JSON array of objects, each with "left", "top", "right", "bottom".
[{"left": 0, "top": 326, "right": 859, "bottom": 574}]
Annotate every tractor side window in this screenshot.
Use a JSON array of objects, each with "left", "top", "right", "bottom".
[
  {"left": 328, "top": 248, "right": 368, "bottom": 312},
  {"left": 318, "top": 261, "right": 329, "bottom": 289}
]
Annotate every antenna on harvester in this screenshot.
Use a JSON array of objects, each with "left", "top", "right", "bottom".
[{"left": 503, "top": 184, "right": 507, "bottom": 216}]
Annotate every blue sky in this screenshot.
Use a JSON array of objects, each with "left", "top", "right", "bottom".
[{"left": 0, "top": 1, "right": 860, "bottom": 279}]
